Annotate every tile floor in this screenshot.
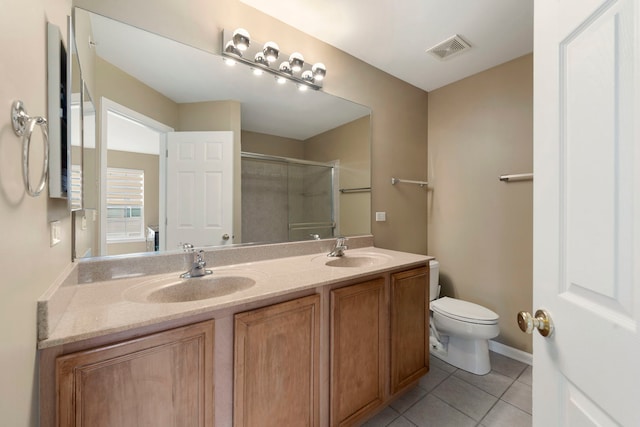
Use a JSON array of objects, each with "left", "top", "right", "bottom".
[{"left": 363, "top": 352, "right": 532, "bottom": 427}]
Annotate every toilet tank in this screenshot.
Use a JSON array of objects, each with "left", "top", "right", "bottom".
[{"left": 429, "top": 260, "right": 440, "bottom": 301}]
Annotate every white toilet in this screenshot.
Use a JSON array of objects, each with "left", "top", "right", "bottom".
[{"left": 428, "top": 260, "right": 499, "bottom": 375}]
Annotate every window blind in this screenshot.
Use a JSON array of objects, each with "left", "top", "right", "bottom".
[
  {"left": 106, "top": 167, "right": 144, "bottom": 241},
  {"left": 106, "top": 168, "right": 144, "bottom": 207}
]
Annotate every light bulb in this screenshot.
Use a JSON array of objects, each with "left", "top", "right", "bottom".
[
  {"left": 254, "top": 51, "right": 269, "bottom": 67},
  {"left": 224, "top": 40, "right": 242, "bottom": 57},
  {"left": 289, "top": 52, "right": 304, "bottom": 73},
  {"left": 232, "top": 28, "right": 250, "bottom": 51},
  {"left": 312, "top": 62, "right": 326, "bottom": 81},
  {"left": 279, "top": 61, "right": 292, "bottom": 75},
  {"left": 301, "top": 70, "right": 314, "bottom": 83},
  {"left": 263, "top": 41, "right": 280, "bottom": 63}
]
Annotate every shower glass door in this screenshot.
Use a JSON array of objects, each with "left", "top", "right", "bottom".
[{"left": 241, "top": 153, "right": 336, "bottom": 244}]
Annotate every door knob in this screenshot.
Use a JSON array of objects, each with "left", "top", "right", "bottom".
[
  {"left": 222, "top": 234, "right": 230, "bottom": 241},
  {"left": 517, "top": 309, "right": 554, "bottom": 337}
]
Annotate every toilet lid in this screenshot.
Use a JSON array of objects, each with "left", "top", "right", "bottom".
[{"left": 431, "top": 297, "right": 499, "bottom": 324}]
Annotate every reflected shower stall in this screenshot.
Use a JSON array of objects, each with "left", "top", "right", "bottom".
[{"left": 241, "top": 152, "right": 337, "bottom": 243}]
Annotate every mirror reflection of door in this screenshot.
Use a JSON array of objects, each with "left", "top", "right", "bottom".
[
  {"left": 100, "top": 98, "right": 173, "bottom": 256},
  {"left": 166, "top": 131, "right": 234, "bottom": 250}
]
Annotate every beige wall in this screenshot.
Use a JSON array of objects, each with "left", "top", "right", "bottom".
[
  {"left": 306, "top": 116, "right": 371, "bottom": 236},
  {"left": 75, "top": 0, "right": 430, "bottom": 255},
  {"left": 427, "top": 54, "right": 533, "bottom": 352},
  {"left": 95, "top": 56, "right": 179, "bottom": 129},
  {"left": 241, "top": 130, "right": 305, "bottom": 159},
  {"left": 0, "top": 0, "right": 72, "bottom": 424}
]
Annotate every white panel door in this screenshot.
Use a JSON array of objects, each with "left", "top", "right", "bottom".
[
  {"left": 166, "top": 131, "right": 234, "bottom": 249},
  {"left": 533, "top": 0, "right": 640, "bottom": 425}
]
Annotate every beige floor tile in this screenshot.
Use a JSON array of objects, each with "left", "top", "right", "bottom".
[
  {"left": 404, "top": 395, "right": 476, "bottom": 427},
  {"left": 418, "top": 366, "right": 451, "bottom": 393},
  {"left": 501, "top": 380, "right": 532, "bottom": 414},
  {"left": 481, "top": 400, "right": 532, "bottom": 427},
  {"left": 432, "top": 375, "right": 498, "bottom": 421},
  {"left": 453, "top": 369, "right": 513, "bottom": 397},
  {"left": 489, "top": 352, "right": 527, "bottom": 379}
]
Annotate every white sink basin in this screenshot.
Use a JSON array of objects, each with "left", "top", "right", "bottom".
[{"left": 124, "top": 271, "right": 258, "bottom": 303}]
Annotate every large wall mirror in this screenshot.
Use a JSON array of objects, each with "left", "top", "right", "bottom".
[{"left": 72, "top": 7, "right": 371, "bottom": 260}]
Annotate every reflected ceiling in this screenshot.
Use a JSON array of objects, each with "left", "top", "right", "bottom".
[{"left": 89, "top": 13, "right": 368, "bottom": 140}]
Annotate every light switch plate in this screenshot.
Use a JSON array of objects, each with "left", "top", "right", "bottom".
[
  {"left": 50, "top": 220, "right": 61, "bottom": 247},
  {"left": 375, "top": 212, "right": 386, "bottom": 222}
]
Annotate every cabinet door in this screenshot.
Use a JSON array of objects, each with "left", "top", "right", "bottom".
[
  {"left": 330, "top": 278, "right": 386, "bottom": 427},
  {"left": 234, "top": 294, "right": 320, "bottom": 427},
  {"left": 56, "top": 320, "right": 215, "bottom": 427},
  {"left": 390, "top": 266, "right": 429, "bottom": 394}
]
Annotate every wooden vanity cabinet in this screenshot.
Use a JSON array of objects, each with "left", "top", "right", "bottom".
[
  {"left": 234, "top": 294, "right": 321, "bottom": 427},
  {"left": 55, "top": 320, "right": 214, "bottom": 427},
  {"left": 330, "top": 278, "right": 386, "bottom": 427},
  {"left": 390, "top": 267, "right": 430, "bottom": 394}
]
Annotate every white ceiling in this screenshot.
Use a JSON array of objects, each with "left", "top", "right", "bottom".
[{"left": 240, "top": 0, "right": 534, "bottom": 91}]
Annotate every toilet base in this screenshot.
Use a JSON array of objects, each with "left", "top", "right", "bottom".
[{"left": 430, "top": 334, "right": 491, "bottom": 375}]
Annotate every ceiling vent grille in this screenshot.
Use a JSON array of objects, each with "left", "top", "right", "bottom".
[{"left": 426, "top": 35, "right": 471, "bottom": 60}]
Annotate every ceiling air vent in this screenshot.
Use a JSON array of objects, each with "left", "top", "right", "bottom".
[{"left": 426, "top": 35, "right": 471, "bottom": 60}]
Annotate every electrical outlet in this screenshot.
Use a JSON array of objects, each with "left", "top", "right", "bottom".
[
  {"left": 375, "top": 212, "right": 386, "bottom": 222},
  {"left": 50, "top": 220, "right": 61, "bottom": 247}
]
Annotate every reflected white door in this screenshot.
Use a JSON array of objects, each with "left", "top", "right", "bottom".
[
  {"left": 533, "top": 0, "right": 640, "bottom": 425},
  {"left": 166, "top": 131, "right": 233, "bottom": 249}
]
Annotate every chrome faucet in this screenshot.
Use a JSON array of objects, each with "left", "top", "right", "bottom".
[
  {"left": 328, "top": 237, "right": 348, "bottom": 257},
  {"left": 180, "top": 244, "right": 212, "bottom": 278}
]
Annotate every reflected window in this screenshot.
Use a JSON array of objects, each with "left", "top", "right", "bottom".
[
  {"left": 106, "top": 167, "right": 144, "bottom": 242},
  {"left": 70, "top": 164, "right": 82, "bottom": 210}
]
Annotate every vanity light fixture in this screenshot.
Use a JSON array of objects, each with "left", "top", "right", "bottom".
[{"left": 221, "top": 28, "right": 326, "bottom": 91}]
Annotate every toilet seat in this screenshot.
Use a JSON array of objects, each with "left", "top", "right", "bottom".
[{"left": 431, "top": 297, "right": 499, "bottom": 325}]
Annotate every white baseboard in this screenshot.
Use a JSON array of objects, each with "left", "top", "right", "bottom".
[{"left": 489, "top": 340, "right": 533, "bottom": 366}]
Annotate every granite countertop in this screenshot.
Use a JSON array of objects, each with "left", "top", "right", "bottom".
[{"left": 38, "top": 246, "right": 430, "bottom": 349}]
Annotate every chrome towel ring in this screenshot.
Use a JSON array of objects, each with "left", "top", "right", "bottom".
[{"left": 11, "top": 100, "right": 49, "bottom": 197}]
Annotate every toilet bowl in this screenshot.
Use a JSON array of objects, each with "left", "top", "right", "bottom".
[{"left": 428, "top": 260, "right": 499, "bottom": 375}]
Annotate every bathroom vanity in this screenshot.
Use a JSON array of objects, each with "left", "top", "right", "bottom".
[{"left": 38, "top": 237, "right": 431, "bottom": 426}]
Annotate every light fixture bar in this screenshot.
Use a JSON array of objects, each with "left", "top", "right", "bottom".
[{"left": 221, "top": 29, "right": 324, "bottom": 91}]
